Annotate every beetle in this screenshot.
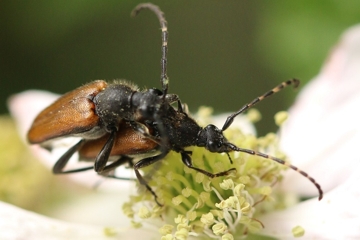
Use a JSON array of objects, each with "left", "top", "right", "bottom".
[
  {"left": 58, "top": 78, "right": 323, "bottom": 204},
  {"left": 27, "top": 3, "right": 323, "bottom": 204},
  {"left": 87, "top": 78, "right": 324, "bottom": 203}
]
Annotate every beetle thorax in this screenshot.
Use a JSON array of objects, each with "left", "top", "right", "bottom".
[
  {"left": 93, "top": 84, "right": 137, "bottom": 130},
  {"left": 132, "top": 88, "right": 164, "bottom": 121}
]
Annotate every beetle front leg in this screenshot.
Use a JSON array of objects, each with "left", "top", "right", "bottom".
[
  {"left": 133, "top": 150, "right": 168, "bottom": 206},
  {"left": 180, "top": 151, "right": 236, "bottom": 178},
  {"left": 129, "top": 121, "right": 161, "bottom": 144}
]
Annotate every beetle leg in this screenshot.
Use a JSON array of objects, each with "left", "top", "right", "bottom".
[
  {"left": 180, "top": 151, "right": 237, "bottom": 178},
  {"left": 52, "top": 139, "right": 94, "bottom": 174},
  {"left": 178, "top": 101, "right": 189, "bottom": 114},
  {"left": 98, "top": 155, "right": 132, "bottom": 174},
  {"left": 94, "top": 130, "right": 117, "bottom": 173},
  {"left": 96, "top": 156, "right": 137, "bottom": 180},
  {"left": 165, "top": 93, "right": 179, "bottom": 104},
  {"left": 133, "top": 150, "right": 169, "bottom": 206},
  {"left": 129, "top": 121, "right": 161, "bottom": 144}
]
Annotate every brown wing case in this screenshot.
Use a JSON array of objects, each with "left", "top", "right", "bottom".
[
  {"left": 27, "top": 80, "right": 108, "bottom": 143},
  {"left": 79, "top": 121, "right": 158, "bottom": 159}
]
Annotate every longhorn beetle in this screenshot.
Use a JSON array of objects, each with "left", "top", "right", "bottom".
[{"left": 27, "top": 3, "right": 323, "bottom": 205}]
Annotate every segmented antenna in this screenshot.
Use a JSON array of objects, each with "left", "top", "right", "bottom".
[
  {"left": 131, "top": 3, "right": 169, "bottom": 97},
  {"left": 222, "top": 79, "right": 300, "bottom": 131},
  {"left": 219, "top": 78, "right": 323, "bottom": 200},
  {"left": 227, "top": 143, "right": 323, "bottom": 200}
]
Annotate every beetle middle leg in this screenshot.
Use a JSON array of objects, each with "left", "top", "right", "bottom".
[{"left": 94, "top": 129, "right": 117, "bottom": 172}]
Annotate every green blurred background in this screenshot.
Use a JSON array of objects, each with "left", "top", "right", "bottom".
[{"left": 1, "top": 0, "right": 360, "bottom": 135}]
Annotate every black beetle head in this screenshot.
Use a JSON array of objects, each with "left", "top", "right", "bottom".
[{"left": 197, "top": 124, "right": 233, "bottom": 153}]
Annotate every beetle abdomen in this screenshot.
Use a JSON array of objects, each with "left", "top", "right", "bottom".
[{"left": 79, "top": 121, "right": 158, "bottom": 158}]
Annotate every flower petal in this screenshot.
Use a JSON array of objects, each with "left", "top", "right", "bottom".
[
  {"left": 279, "top": 24, "right": 360, "bottom": 196},
  {"left": 0, "top": 199, "right": 162, "bottom": 240},
  {"left": 260, "top": 160, "right": 360, "bottom": 239},
  {"left": 0, "top": 201, "right": 115, "bottom": 240}
]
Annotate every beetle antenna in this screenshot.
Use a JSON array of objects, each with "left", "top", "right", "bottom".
[
  {"left": 131, "top": 3, "right": 169, "bottom": 98},
  {"left": 226, "top": 142, "right": 323, "bottom": 200},
  {"left": 221, "top": 79, "right": 300, "bottom": 131}
]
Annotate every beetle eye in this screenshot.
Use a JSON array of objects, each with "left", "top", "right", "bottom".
[{"left": 207, "top": 140, "right": 221, "bottom": 152}]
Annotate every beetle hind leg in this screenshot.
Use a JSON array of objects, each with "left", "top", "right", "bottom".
[
  {"left": 97, "top": 155, "right": 134, "bottom": 178},
  {"left": 52, "top": 139, "right": 94, "bottom": 174}
]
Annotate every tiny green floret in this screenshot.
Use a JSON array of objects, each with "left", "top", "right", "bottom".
[
  {"left": 292, "top": 225, "right": 305, "bottom": 237},
  {"left": 274, "top": 111, "right": 288, "bottom": 126},
  {"left": 159, "top": 224, "right": 174, "bottom": 235},
  {"left": 103, "top": 227, "right": 118, "bottom": 237},
  {"left": 122, "top": 107, "right": 292, "bottom": 239},
  {"left": 222, "top": 233, "right": 234, "bottom": 240},
  {"left": 247, "top": 108, "right": 261, "bottom": 123},
  {"left": 138, "top": 206, "right": 151, "bottom": 219}
]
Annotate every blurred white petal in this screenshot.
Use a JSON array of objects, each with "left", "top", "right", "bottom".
[
  {"left": 0, "top": 201, "right": 115, "bottom": 240},
  {"left": 261, "top": 160, "right": 360, "bottom": 239},
  {"left": 262, "top": 24, "right": 360, "bottom": 238},
  {"left": 0, "top": 200, "right": 161, "bottom": 240},
  {"left": 279, "top": 24, "right": 360, "bottom": 196}
]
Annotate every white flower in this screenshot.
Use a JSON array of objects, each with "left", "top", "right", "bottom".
[{"left": 5, "top": 24, "right": 360, "bottom": 239}]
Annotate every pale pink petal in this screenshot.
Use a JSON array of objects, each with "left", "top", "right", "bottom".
[
  {"left": 261, "top": 160, "right": 360, "bottom": 239},
  {"left": 259, "top": 24, "right": 360, "bottom": 239},
  {"left": 279, "top": 24, "right": 360, "bottom": 196},
  {"left": 0, "top": 200, "right": 162, "bottom": 240},
  {"left": 0, "top": 201, "right": 117, "bottom": 240}
]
